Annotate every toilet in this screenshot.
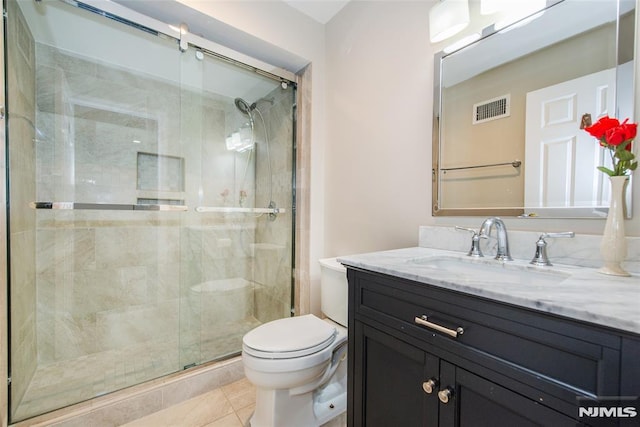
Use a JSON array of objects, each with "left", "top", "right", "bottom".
[{"left": 242, "top": 257, "right": 348, "bottom": 427}]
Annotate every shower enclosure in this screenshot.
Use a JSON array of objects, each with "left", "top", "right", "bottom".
[{"left": 5, "top": 0, "right": 296, "bottom": 422}]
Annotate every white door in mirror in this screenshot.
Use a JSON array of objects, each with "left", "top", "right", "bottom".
[{"left": 524, "top": 68, "right": 615, "bottom": 216}]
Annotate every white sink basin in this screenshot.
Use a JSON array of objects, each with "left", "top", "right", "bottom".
[{"left": 407, "top": 256, "right": 570, "bottom": 286}]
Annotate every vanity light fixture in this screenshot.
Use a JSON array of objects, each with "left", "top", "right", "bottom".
[
  {"left": 443, "top": 32, "right": 481, "bottom": 54},
  {"left": 429, "top": 0, "right": 470, "bottom": 43},
  {"left": 480, "top": 0, "right": 507, "bottom": 15}
]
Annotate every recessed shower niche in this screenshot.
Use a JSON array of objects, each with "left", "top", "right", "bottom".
[
  {"left": 137, "top": 152, "right": 185, "bottom": 192},
  {"left": 137, "top": 152, "right": 185, "bottom": 205}
]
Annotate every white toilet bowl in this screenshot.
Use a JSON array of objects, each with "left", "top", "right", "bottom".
[
  {"left": 241, "top": 258, "right": 348, "bottom": 427},
  {"left": 242, "top": 314, "right": 348, "bottom": 427}
]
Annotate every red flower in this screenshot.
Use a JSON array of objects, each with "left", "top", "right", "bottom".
[
  {"left": 603, "top": 120, "right": 636, "bottom": 146},
  {"left": 584, "top": 116, "right": 620, "bottom": 140},
  {"left": 582, "top": 115, "right": 638, "bottom": 177}
]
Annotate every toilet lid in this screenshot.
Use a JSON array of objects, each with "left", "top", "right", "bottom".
[{"left": 243, "top": 314, "right": 337, "bottom": 359}]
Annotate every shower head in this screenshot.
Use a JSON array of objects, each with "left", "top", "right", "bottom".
[{"left": 234, "top": 98, "right": 256, "bottom": 116}]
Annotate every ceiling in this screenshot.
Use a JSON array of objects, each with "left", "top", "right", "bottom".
[{"left": 283, "top": 0, "right": 350, "bottom": 24}]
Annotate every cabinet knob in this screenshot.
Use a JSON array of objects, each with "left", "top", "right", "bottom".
[
  {"left": 422, "top": 378, "right": 439, "bottom": 394},
  {"left": 438, "top": 387, "right": 453, "bottom": 404}
]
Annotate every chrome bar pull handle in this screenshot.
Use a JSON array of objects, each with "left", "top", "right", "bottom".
[
  {"left": 415, "top": 316, "right": 464, "bottom": 338},
  {"left": 29, "top": 202, "right": 188, "bottom": 211}
]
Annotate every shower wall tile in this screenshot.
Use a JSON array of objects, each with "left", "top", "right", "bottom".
[
  {"left": 10, "top": 230, "right": 37, "bottom": 316},
  {"left": 36, "top": 222, "right": 184, "bottom": 364},
  {"left": 36, "top": 44, "right": 98, "bottom": 82},
  {"left": 294, "top": 66, "right": 312, "bottom": 316},
  {"left": 252, "top": 86, "right": 294, "bottom": 323},
  {"left": 11, "top": 313, "right": 37, "bottom": 415},
  {"left": 148, "top": 262, "right": 181, "bottom": 301},
  {"left": 253, "top": 288, "right": 290, "bottom": 323},
  {"left": 94, "top": 226, "right": 178, "bottom": 270},
  {"left": 95, "top": 300, "right": 179, "bottom": 351},
  {"left": 36, "top": 228, "right": 97, "bottom": 277},
  {"left": 40, "top": 311, "right": 98, "bottom": 362},
  {"left": 7, "top": 0, "right": 38, "bottom": 413}
]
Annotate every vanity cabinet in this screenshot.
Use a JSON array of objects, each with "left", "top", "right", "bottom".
[{"left": 346, "top": 267, "right": 638, "bottom": 427}]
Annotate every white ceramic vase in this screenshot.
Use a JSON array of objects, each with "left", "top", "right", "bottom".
[{"left": 599, "top": 175, "right": 630, "bottom": 276}]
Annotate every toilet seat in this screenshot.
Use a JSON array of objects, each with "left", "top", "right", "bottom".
[{"left": 243, "top": 314, "right": 337, "bottom": 359}]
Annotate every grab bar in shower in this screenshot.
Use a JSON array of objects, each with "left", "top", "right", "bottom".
[
  {"left": 195, "top": 206, "right": 286, "bottom": 214},
  {"left": 441, "top": 160, "right": 522, "bottom": 173},
  {"left": 30, "top": 202, "right": 188, "bottom": 211}
]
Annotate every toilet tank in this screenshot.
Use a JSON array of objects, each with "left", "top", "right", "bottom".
[{"left": 319, "top": 258, "right": 348, "bottom": 327}]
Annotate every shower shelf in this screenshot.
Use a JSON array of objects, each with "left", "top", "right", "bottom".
[
  {"left": 196, "top": 206, "right": 286, "bottom": 214},
  {"left": 30, "top": 202, "right": 188, "bottom": 211}
]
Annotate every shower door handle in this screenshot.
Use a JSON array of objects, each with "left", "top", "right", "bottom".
[
  {"left": 30, "top": 202, "right": 188, "bottom": 211},
  {"left": 196, "top": 206, "right": 285, "bottom": 214}
]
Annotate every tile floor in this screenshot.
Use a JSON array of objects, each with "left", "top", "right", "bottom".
[
  {"left": 121, "top": 377, "right": 347, "bottom": 427},
  {"left": 120, "top": 377, "right": 254, "bottom": 427}
]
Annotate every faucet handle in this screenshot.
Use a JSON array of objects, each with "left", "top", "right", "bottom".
[
  {"left": 530, "top": 232, "right": 575, "bottom": 266},
  {"left": 455, "top": 226, "right": 486, "bottom": 257}
]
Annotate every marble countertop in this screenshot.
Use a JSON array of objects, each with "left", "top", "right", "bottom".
[{"left": 338, "top": 247, "right": 640, "bottom": 335}]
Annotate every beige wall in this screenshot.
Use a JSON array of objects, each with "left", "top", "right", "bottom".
[{"left": 324, "top": 1, "right": 434, "bottom": 257}]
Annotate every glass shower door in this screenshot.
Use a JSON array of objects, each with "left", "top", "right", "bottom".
[
  {"left": 6, "top": 0, "right": 185, "bottom": 421},
  {"left": 177, "top": 45, "right": 296, "bottom": 368}
]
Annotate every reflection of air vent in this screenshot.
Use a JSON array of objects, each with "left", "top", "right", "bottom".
[{"left": 473, "top": 94, "right": 510, "bottom": 124}]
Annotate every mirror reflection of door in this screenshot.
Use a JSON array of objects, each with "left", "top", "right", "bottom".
[{"left": 524, "top": 68, "right": 616, "bottom": 217}]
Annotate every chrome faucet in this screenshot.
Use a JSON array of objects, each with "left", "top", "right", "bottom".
[{"left": 479, "top": 217, "right": 513, "bottom": 261}]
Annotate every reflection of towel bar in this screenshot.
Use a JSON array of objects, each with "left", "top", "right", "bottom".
[
  {"left": 29, "top": 202, "right": 188, "bottom": 211},
  {"left": 441, "top": 160, "right": 521, "bottom": 173}
]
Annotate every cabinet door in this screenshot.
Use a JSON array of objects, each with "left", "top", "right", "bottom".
[
  {"left": 438, "top": 362, "right": 577, "bottom": 427},
  {"left": 351, "top": 323, "right": 439, "bottom": 426}
]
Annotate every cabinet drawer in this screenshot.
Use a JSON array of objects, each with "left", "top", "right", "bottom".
[{"left": 350, "top": 268, "right": 621, "bottom": 402}]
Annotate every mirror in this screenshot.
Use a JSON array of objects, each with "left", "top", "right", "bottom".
[{"left": 432, "top": 0, "right": 636, "bottom": 218}]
